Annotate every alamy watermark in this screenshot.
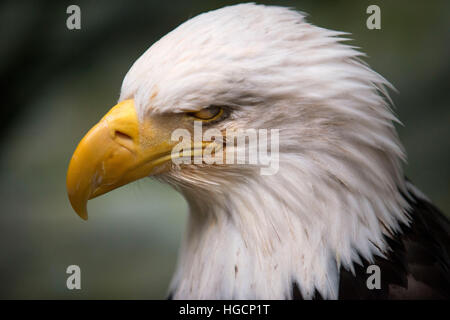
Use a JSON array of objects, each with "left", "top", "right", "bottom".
[
  {"left": 366, "top": 5, "right": 381, "bottom": 30},
  {"left": 66, "top": 265, "right": 81, "bottom": 290},
  {"left": 171, "top": 121, "right": 280, "bottom": 176},
  {"left": 366, "top": 264, "right": 381, "bottom": 290},
  {"left": 66, "top": 5, "right": 81, "bottom": 30}
]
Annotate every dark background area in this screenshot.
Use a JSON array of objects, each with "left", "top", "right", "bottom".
[{"left": 0, "top": 0, "right": 449, "bottom": 299}]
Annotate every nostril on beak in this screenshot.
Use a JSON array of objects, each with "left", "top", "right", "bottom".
[
  {"left": 113, "top": 130, "right": 135, "bottom": 152},
  {"left": 114, "top": 130, "right": 133, "bottom": 141}
]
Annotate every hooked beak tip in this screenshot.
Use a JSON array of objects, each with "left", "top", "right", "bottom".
[{"left": 67, "top": 189, "right": 89, "bottom": 221}]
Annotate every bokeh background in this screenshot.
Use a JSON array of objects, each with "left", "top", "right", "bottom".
[{"left": 0, "top": 0, "right": 449, "bottom": 299}]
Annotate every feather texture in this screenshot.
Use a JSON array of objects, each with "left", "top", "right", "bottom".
[{"left": 117, "top": 4, "right": 449, "bottom": 299}]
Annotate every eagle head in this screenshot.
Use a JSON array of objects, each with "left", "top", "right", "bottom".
[{"left": 67, "top": 4, "right": 411, "bottom": 299}]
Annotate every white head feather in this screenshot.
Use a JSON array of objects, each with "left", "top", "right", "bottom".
[{"left": 119, "top": 3, "right": 411, "bottom": 299}]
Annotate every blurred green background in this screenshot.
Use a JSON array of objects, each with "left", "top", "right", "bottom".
[{"left": 0, "top": 0, "right": 449, "bottom": 299}]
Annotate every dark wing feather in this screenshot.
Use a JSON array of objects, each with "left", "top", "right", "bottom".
[{"left": 338, "top": 185, "right": 450, "bottom": 299}]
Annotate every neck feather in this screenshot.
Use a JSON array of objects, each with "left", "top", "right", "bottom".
[{"left": 168, "top": 153, "right": 410, "bottom": 299}]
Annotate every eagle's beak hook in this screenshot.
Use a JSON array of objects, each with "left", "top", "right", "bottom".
[{"left": 66, "top": 99, "right": 173, "bottom": 220}]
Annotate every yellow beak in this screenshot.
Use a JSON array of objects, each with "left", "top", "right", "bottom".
[{"left": 66, "top": 99, "right": 173, "bottom": 220}]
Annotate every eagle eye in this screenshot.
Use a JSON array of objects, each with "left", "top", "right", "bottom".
[{"left": 188, "top": 106, "right": 224, "bottom": 122}]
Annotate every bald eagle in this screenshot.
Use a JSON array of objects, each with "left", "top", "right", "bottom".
[{"left": 66, "top": 4, "right": 450, "bottom": 299}]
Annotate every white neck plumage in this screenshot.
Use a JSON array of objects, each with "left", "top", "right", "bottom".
[{"left": 167, "top": 151, "right": 411, "bottom": 299}]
